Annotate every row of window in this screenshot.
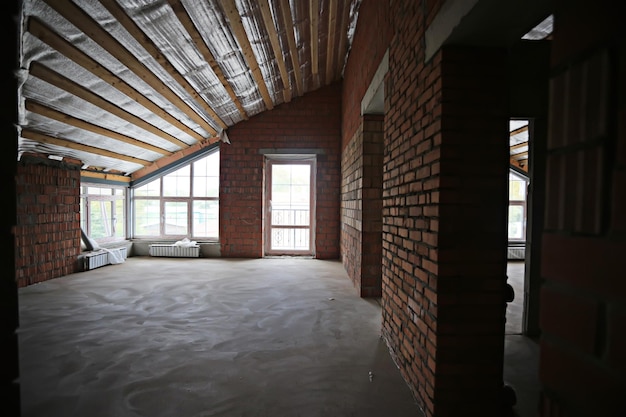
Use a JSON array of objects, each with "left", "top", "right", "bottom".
[
  {"left": 80, "top": 148, "right": 528, "bottom": 244},
  {"left": 81, "top": 150, "right": 219, "bottom": 243}
]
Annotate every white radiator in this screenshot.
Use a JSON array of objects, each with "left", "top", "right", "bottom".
[
  {"left": 84, "top": 247, "right": 127, "bottom": 270},
  {"left": 149, "top": 244, "right": 200, "bottom": 258},
  {"left": 507, "top": 246, "right": 525, "bottom": 260}
]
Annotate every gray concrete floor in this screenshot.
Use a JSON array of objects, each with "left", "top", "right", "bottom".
[
  {"left": 17, "top": 257, "right": 539, "bottom": 417},
  {"left": 504, "top": 261, "right": 540, "bottom": 417},
  {"left": 18, "top": 257, "right": 424, "bottom": 417}
]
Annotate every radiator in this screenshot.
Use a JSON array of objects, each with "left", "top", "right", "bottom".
[
  {"left": 507, "top": 246, "right": 525, "bottom": 260},
  {"left": 149, "top": 244, "right": 200, "bottom": 258},
  {"left": 84, "top": 247, "right": 128, "bottom": 270}
]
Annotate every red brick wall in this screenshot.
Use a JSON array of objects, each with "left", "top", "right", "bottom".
[
  {"left": 220, "top": 83, "right": 342, "bottom": 258},
  {"left": 341, "top": 122, "right": 363, "bottom": 286},
  {"left": 539, "top": 1, "right": 625, "bottom": 415},
  {"left": 346, "top": 0, "right": 508, "bottom": 414},
  {"left": 341, "top": 115, "right": 383, "bottom": 297},
  {"left": 341, "top": 0, "right": 392, "bottom": 148},
  {"left": 15, "top": 154, "right": 82, "bottom": 287}
]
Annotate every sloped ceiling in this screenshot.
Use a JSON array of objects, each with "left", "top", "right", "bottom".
[{"left": 17, "top": 0, "right": 362, "bottom": 178}]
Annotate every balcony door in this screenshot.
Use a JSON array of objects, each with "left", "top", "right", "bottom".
[{"left": 265, "top": 158, "right": 315, "bottom": 256}]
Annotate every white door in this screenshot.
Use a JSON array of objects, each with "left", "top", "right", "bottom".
[{"left": 265, "top": 160, "right": 315, "bottom": 256}]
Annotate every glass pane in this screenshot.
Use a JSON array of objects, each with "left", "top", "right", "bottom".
[
  {"left": 271, "top": 164, "right": 310, "bottom": 226},
  {"left": 80, "top": 197, "right": 87, "bottom": 232},
  {"left": 192, "top": 200, "right": 219, "bottom": 237},
  {"left": 271, "top": 228, "right": 310, "bottom": 251},
  {"left": 508, "top": 205, "right": 525, "bottom": 240},
  {"left": 509, "top": 178, "right": 526, "bottom": 201},
  {"left": 193, "top": 152, "right": 220, "bottom": 197},
  {"left": 113, "top": 199, "right": 125, "bottom": 239},
  {"left": 163, "top": 165, "right": 190, "bottom": 197},
  {"left": 89, "top": 200, "right": 112, "bottom": 239},
  {"left": 164, "top": 201, "right": 188, "bottom": 235},
  {"left": 135, "top": 200, "right": 160, "bottom": 236},
  {"left": 135, "top": 179, "right": 160, "bottom": 197}
]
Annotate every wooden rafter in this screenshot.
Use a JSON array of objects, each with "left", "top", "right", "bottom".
[
  {"left": 512, "top": 151, "right": 529, "bottom": 159},
  {"left": 258, "top": 0, "right": 292, "bottom": 103},
  {"left": 98, "top": 0, "right": 227, "bottom": 131},
  {"left": 81, "top": 171, "right": 131, "bottom": 183},
  {"left": 279, "top": 0, "right": 303, "bottom": 96},
  {"left": 21, "top": 128, "right": 151, "bottom": 166},
  {"left": 219, "top": 0, "right": 274, "bottom": 111},
  {"left": 510, "top": 124, "right": 529, "bottom": 136},
  {"left": 25, "top": 100, "right": 172, "bottom": 156},
  {"left": 29, "top": 63, "right": 189, "bottom": 149},
  {"left": 510, "top": 141, "right": 529, "bottom": 152},
  {"left": 27, "top": 17, "right": 206, "bottom": 144},
  {"left": 335, "top": 0, "right": 351, "bottom": 80},
  {"left": 41, "top": 0, "right": 217, "bottom": 136},
  {"left": 167, "top": 0, "right": 248, "bottom": 119},
  {"left": 310, "top": 0, "right": 319, "bottom": 87},
  {"left": 325, "top": 0, "right": 337, "bottom": 84}
]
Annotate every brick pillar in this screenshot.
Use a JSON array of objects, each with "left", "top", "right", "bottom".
[
  {"left": 539, "top": 1, "right": 626, "bottom": 415},
  {"left": 383, "top": 41, "right": 509, "bottom": 416},
  {"left": 433, "top": 46, "right": 510, "bottom": 416},
  {"left": 15, "top": 154, "right": 82, "bottom": 287},
  {"left": 341, "top": 115, "right": 383, "bottom": 297}
]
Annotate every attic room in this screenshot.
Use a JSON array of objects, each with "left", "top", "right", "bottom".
[{"left": 2, "top": 0, "right": 624, "bottom": 417}]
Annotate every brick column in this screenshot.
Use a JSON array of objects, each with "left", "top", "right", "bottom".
[
  {"left": 341, "top": 115, "right": 383, "bottom": 297},
  {"left": 383, "top": 44, "right": 509, "bottom": 417}
]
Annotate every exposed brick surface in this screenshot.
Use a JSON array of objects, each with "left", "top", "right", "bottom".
[
  {"left": 341, "top": 115, "right": 383, "bottom": 297},
  {"left": 220, "top": 83, "right": 341, "bottom": 258},
  {"left": 355, "top": 0, "right": 509, "bottom": 411},
  {"left": 15, "top": 154, "right": 81, "bottom": 287}
]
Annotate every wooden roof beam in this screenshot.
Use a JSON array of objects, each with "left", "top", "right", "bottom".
[
  {"left": 42, "top": 0, "right": 217, "bottom": 136},
  {"left": 166, "top": 0, "right": 248, "bottom": 119},
  {"left": 98, "top": 0, "right": 227, "bottom": 131},
  {"left": 325, "top": 0, "right": 337, "bottom": 84},
  {"left": 510, "top": 141, "right": 529, "bottom": 152},
  {"left": 21, "top": 128, "right": 151, "bottom": 166},
  {"left": 219, "top": 0, "right": 274, "bottom": 111},
  {"left": 279, "top": 0, "right": 303, "bottom": 96},
  {"left": 25, "top": 100, "right": 172, "bottom": 156},
  {"left": 27, "top": 17, "right": 206, "bottom": 144},
  {"left": 335, "top": 0, "right": 351, "bottom": 80},
  {"left": 258, "top": 0, "right": 292, "bottom": 103},
  {"left": 28, "top": 63, "right": 189, "bottom": 149},
  {"left": 310, "top": 0, "right": 319, "bottom": 88}
]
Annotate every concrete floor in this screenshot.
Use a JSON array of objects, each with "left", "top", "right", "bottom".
[
  {"left": 17, "top": 257, "right": 539, "bottom": 417},
  {"left": 18, "top": 257, "right": 423, "bottom": 417},
  {"left": 504, "top": 261, "right": 540, "bottom": 417}
]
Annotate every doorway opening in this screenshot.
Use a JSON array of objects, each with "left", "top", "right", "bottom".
[
  {"left": 264, "top": 158, "right": 316, "bottom": 256},
  {"left": 507, "top": 118, "right": 530, "bottom": 335}
]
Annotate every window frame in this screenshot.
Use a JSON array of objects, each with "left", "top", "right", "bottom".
[
  {"left": 80, "top": 183, "right": 127, "bottom": 244},
  {"left": 508, "top": 170, "right": 529, "bottom": 242},
  {"left": 131, "top": 149, "right": 219, "bottom": 241}
]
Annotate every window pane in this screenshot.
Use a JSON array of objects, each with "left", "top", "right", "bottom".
[
  {"left": 193, "top": 153, "right": 219, "bottom": 197},
  {"left": 271, "top": 228, "right": 309, "bottom": 250},
  {"left": 89, "top": 200, "right": 112, "bottom": 239},
  {"left": 193, "top": 200, "right": 218, "bottom": 237},
  {"left": 508, "top": 205, "right": 525, "bottom": 240},
  {"left": 164, "top": 201, "right": 188, "bottom": 235},
  {"left": 80, "top": 197, "right": 87, "bottom": 232},
  {"left": 509, "top": 178, "right": 526, "bottom": 201},
  {"left": 271, "top": 164, "right": 310, "bottom": 226},
  {"left": 135, "top": 179, "right": 160, "bottom": 197},
  {"left": 135, "top": 200, "right": 160, "bottom": 236},
  {"left": 163, "top": 165, "right": 190, "bottom": 197},
  {"left": 113, "top": 199, "right": 125, "bottom": 239}
]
